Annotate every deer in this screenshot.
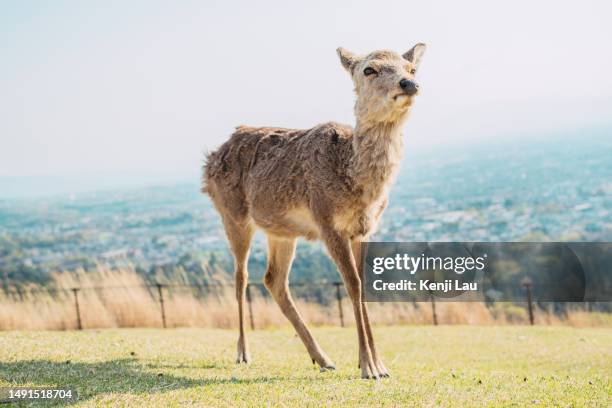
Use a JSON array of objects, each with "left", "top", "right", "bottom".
[{"left": 202, "top": 43, "right": 426, "bottom": 379}]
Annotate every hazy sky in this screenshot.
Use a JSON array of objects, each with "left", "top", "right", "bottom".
[{"left": 1, "top": 0, "right": 611, "bottom": 191}]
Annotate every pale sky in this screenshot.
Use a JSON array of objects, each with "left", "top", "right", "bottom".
[{"left": 1, "top": 0, "right": 611, "bottom": 193}]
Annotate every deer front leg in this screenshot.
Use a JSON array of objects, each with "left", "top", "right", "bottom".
[
  {"left": 352, "top": 239, "right": 389, "bottom": 377},
  {"left": 321, "top": 227, "right": 380, "bottom": 379}
]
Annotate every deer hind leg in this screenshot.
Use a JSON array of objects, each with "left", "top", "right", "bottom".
[
  {"left": 352, "top": 239, "right": 389, "bottom": 377},
  {"left": 321, "top": 227, "right": 379, "bottom": 379},
  {"left": 263, "top": 235, "right": 335, "bottom": 370},
  {"left": 220, "top": 216, "right": 255, "bottom": 364}
]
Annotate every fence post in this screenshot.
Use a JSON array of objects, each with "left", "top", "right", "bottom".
[
  {"left": 522, "top": 278, "right": 534, "bottom": 325},
  {"left": 16, "top": 287, "right": 24, "bottom": 301},
  {"left": 156, "top": 283, "right": 167, "bottom": 329},
  {"left": 71, "top": 288, "right": 82, "bottom": 330},
  {"left": 334, "top": 282, "right": 345, "bottom": 327},
  {"left": 246, "top": 283, "right": 255, "bottom": 330},
  {"left": 430, "top": 293, "right": 438, "bottom": 326}
]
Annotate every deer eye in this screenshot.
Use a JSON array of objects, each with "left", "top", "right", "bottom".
[{"left": 363, "top": 67, "right": 377, "bottom": 76}]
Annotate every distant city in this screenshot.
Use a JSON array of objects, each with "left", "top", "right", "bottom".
[{"left": 1, "top": 131, "right": 610, "bottom": 284}]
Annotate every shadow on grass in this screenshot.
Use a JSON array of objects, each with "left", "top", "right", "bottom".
[
  {"left": 0, "top": 358, "right": 284, "bottom": 405},
  {"left": 144, "top": 362, "right": 219, "bottom": 370}
]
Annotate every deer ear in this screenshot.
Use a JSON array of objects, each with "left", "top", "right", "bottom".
[
  {"left": 402, "top": 43, "right": 427, "bottom": 69},
  {"left": 337, "top": 47, "right": 358, "bottom": 72}
]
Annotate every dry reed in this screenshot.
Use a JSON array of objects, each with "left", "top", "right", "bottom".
[{"left": 0, "top": 268, "right": 609, "bottom": 331}]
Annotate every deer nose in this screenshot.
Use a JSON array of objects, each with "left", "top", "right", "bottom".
[{"left": 399, "top": 79, "right": 419, "bottom": 95}]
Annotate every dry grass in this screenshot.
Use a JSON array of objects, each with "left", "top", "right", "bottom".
[
  {"left": 2, "top": 327, "right": 611, "bottom": 407},
  {"left": 0, "top": 268, "right": 609, "bottom": 331}
]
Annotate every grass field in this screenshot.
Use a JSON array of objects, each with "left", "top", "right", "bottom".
[{"left": 0, "top": 326, "right": 610, "bottom": 407}]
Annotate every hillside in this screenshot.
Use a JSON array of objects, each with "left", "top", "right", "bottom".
[{"left": 1, "top": 131, "right": 610, "bottom": 286}]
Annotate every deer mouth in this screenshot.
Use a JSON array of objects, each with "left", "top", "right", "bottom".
[{"left": 393, "top": 92, "right": 412, "bottom": 101}]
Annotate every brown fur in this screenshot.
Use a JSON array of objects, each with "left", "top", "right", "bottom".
[{"left": 203, "top": 44, "right": 426, "bottom": 378}]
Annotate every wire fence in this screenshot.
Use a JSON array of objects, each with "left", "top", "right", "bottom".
[{"left": 0, "top": 280, "right": 558, "bottom": 330}]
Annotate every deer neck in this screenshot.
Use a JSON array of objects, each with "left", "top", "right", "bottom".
[{"left": 350, "top": 119, "right": 405, "bottom": 204}]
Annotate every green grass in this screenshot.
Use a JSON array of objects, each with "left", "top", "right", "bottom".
[{"left": 0, "top": 326, "right": 610, "bottom": 407}]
